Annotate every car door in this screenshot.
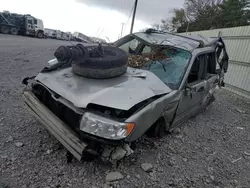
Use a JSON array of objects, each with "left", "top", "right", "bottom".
[{"left": 172, "top": 54, "right": 207, "bottom": 127}]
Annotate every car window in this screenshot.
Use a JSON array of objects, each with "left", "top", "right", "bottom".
[
  {"left": 28, "top": 19, "right": 32, "bottom": 24},
  {"left": 118, "top": 37, "right": 152, "bottom": 54},
  {"left": 118, "top": 38, "right": 139, "bottom": 52},
  {"left": 188, "top": 54, "right": 206, "bottom": 84},
  {"left": 141, "top": 48, "right": 191, "bottom": 89},
  {"left": 206, "top": 53, "right": 216, "bottom": 74},
  {"left": 142, "top": 46, "right": 152, "bottom": 53}
]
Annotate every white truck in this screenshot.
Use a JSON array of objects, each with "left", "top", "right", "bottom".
[{"left": 0, "top": 11, "right": 44, "bottom": 38}]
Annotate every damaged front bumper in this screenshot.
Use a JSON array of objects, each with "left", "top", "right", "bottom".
[
  {"left": 23, "top": 90, "right": 133, "bottom": 162},
  {"left": 23, "top": 90, "right": 89, "bottom": 161}
]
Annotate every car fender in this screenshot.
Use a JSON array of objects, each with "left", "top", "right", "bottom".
[{"left": 124, "top": 90, "right": 181, "bottom": 142}]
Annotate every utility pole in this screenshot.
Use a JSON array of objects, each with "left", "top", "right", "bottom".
[
  {"left": 130, "top": 0, "right": 138, "bottom": 34},
  {"left": 120, "top": 22, "right": 125, "bottom": 38}
]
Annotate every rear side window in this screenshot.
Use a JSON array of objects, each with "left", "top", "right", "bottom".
[{"left": 207, "top": 53, "right": 216, "bottom": 74}]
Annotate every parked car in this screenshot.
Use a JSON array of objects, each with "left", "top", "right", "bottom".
[{"left": 22, "top": 29, "right": 229, "bottom": 162}]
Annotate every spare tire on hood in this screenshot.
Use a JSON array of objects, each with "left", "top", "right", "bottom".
[{"left": 72, "top": 45, "right": 128, "bottom": 79}]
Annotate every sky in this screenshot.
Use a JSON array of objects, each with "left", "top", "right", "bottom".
[{"left": 1, "top": 0, "right": 184, "bottom": 41}]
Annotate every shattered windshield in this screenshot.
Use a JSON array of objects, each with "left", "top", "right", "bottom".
[
  {"left": 140, "top": 48, "right": 191, "bottom": 89},
  {"left": 117, "top": 36, "right": 192, "bottom": 89}
]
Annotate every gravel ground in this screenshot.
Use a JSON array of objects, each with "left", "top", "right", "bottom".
[{"left": 0, "top": 34, "right": 250, "bottom": 188}]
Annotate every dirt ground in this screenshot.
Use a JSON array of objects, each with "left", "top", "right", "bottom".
[{"left": 0, "top": 34, "right": 250, "bottom": 188}]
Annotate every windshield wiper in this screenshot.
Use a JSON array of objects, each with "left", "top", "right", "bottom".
[{"left": 156, "top": 60, "right": 166, "bottom": 72}]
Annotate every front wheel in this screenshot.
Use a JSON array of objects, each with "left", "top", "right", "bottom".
[
  {"left": 1, "top": 26, "right": 10, "bottom": 34},
  {"left": 146, "top": 118, "right": 169, "bottom": 138},
  {"left": 37, "top": 31, "right": 43, "bottom": 39}
]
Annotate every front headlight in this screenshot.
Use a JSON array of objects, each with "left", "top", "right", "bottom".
[{"left": 80, "top": 112, "right": 135, "bottom": 140}]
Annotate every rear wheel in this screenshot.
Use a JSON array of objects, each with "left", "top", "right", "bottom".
[
  {"left": 1, "top": 26, "right": 10, "bottom": 34},
  {"left": 10, "top": 27, "right": 18, "bottom": 35}
]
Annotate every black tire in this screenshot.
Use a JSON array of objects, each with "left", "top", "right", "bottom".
[
  {"left": 10, "top": 27, "right": 18, "bottom": 35},
  {"left": 146, "top": 118, "right": 168, "bottom": 138},
  {"left": 1, "top": 26, "right": 10, "bottom": 34},
  {"left": 72, "top": 46, "right": 128, "bottom": 79},
  {"left": 37, "top": 31, "right": 43, "bottom": 39}
]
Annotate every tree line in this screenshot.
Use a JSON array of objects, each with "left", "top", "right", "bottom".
[{"left": 153, "top": 0, "right": 250, "bottom": 33}]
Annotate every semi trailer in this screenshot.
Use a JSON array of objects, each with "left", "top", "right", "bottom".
[{"left": 0, "top": 11, "right": 44, "bottom": 38}]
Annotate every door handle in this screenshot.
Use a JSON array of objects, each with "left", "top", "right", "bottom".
[{"left": 197, "top": 87, "right": 205, "bottom": 92}]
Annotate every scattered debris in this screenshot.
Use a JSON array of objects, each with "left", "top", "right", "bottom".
[
  {"left": 46, "top": 149, "right": 53, "bottom": 154},
  {"left": 14, "top": 142, "right": 24, "bottom": 147},
  {"left": 128, "top": 51, "right": 166, "bottom": 68},
  {"left": 11, "top": 157, "right": 17, "bottom": 162},
  {"left": 236, "top": 108, "right": 245, "bottom": 114},
  {"left": 236, "top": 127, "right": 244, "bottom": 130},
  {"left": 231, "top": 157, "right": 242, "bottom": 163},
  {"left": 172, "top": 128, "right": 181, "bottom": 135},
  {"left": 183, "top": 158, "right": 188, "bottom": 162},
  {"left": 135, "top": 174, "right": 141, "bottom": 180},
  {"left": 205, "top": 178, "right": 211, "bottom": 184},
  {"left": 210, "top": 175, "right": 215, "bottom": 181},
  {"left": 167, "top": 145, "right": 177, "bottom": 154},
  {"left": 106, "top": 172, "right": 124, "bottom": 182},
  {"left": 244, "top": 152, "right": 250, "bottom": 156},
  {"left": 37, "top": 129, "right": 41, "bottom": 133},
  {"left": 131, "top": 72, "right": 147, "bottom": 78},
  {"left": 141, "top": 163, "right": 153, "bottom": 172},
  {"left": 6, "top": 136, "right": 14, "bottom": 142},
  {"left": 0, "top": 155, "right": 8, "bottom": 159},
  {"left": 208, "top": 167, "right": 214, "bottom": 173},
  {"left": 101, "top": 144, "right": 133, "bottom": 164},
  {"left": 78, "top": 169, "right": 85, "bottom": 177},
  {"left": 169, "top": 157, "right": 177, "bottom": 166}
]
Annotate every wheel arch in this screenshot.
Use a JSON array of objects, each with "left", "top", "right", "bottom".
[
  {"left": 124, "top": 91, "right": 179, "bottom": 142},
  {"left": 36, "top": 29, "right": 44, "bottom": 34},
  {"left": 36, "top": 30, "right": 44, "bottom": 36}
]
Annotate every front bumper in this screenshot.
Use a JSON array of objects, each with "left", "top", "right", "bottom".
[{"left": 23, "top": 90, "right": 89, "bottom": 161}]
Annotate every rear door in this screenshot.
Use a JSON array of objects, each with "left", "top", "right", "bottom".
[{"left": 205, "top": 53, "right": 220, "bottom": 96}]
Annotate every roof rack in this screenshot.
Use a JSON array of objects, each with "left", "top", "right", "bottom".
[{"left": 144, "top": 28, "right": 205, "bottom": 47}]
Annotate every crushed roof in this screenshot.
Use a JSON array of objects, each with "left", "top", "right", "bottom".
[{"left": 133, "top": 31, "right": 219, "bottom": 51}]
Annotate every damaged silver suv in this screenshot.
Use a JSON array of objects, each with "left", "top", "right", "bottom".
[{"left": 22, "top": 29, "right": 229, "bottom": 162}]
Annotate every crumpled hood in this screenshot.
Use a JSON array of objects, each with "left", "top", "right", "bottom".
[{"left": 35, "top": 67, "right": 171, "bottom": 110}]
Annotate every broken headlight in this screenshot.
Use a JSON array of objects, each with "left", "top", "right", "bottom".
[{"left": 80, "top": 112, "right": 134, "bottom": 140}]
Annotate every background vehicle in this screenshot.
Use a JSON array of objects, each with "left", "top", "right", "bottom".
[
  {"left": 0, "top": 11, "right": 44, "bottom": 38},
  {"left": 72, "top": 32, "right": 93, "bottom": 43}
]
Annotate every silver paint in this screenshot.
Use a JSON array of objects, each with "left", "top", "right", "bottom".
[{"left": 35, "top": 66, "right": 171, "bottom": 110}]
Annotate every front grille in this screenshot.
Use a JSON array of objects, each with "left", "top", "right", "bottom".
[
  {"left": 31, "top": 84, "right": 124, "bottom": 145},
  {"left": 32, "top": 84, "right": 82, "bottom": 131}
]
